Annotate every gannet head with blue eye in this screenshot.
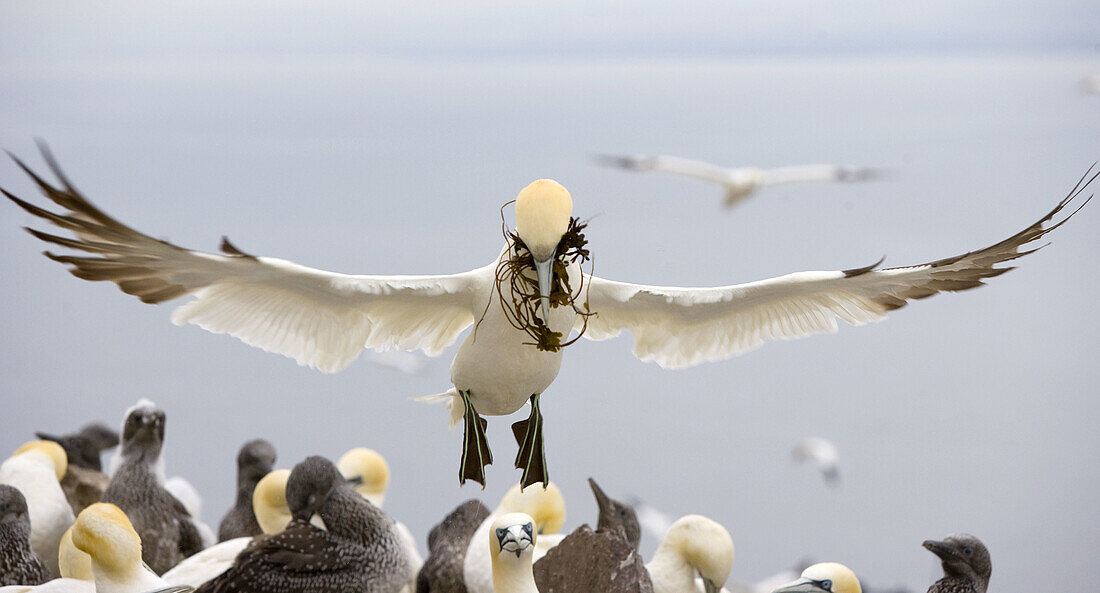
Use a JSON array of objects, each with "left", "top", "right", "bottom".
[
  {"left": 491, "top": 512, "right": 537, "bottom": 559},
  {"left": 772, "top": 562, "right": 862, "bottom": 593},
  {"left": 514, "top": 179, "right": 573, "bottom": 322}
]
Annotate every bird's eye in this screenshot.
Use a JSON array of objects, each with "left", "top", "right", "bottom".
[
  {"left": 963, "top": 547, "right": 973, "bottom": 556},
  {"left": 820, "top": 580, "right": 833, "bottom": 591},
  {"left": 496, "top": 528, "right": 506, "bottom": 539},
  {"left": 618, "top": 509, "right": 627, "bottom": 517},
  {"left": 523, "top": 523, "right": 533, "bottom": 535}
]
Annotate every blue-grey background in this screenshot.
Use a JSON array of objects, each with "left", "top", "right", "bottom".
[{"left": 1, "top": 2, "right": 1098, "bottom": 590}]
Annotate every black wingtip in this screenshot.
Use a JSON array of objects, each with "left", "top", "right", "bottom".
[{"left": 842, "top": 255, "right": 886, "bottom": 277}]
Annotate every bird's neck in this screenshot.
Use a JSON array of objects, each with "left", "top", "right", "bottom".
[
  {"left": 491, "top": 552, "right": 538, "bottom": 593},
  {"left": 933, "top": 575, "right": 985, "bottom": 593},
  {"left": 647, "top": 543, "right": 697, "bottom": 593},
  {"left": 91, "top": 556, "right": 163, "bottom": 592}
]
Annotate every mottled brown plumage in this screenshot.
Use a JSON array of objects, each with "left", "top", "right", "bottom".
[
  {"left": 923, "top": 533, "right": 990, "bottom": 593},
  {"left": 0, "top": 485, "right": 51, "bottom": 587},
  {"left": 416, "top": 499, "right": 491, "bottom": 593},
  {"left": 217, "top": 440, "right": 276, "bottom": 542},
  {"left": 102, "top": 403, "right": 204, "bottom": 574},
  {"left": 197, "top": 456, "right": 408, "bottom": 593}
]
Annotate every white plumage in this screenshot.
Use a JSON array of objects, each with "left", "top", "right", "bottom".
[
  {"left": 3, "top": 150, "right": 1093, "bottom": 485},
  {"left": 0, "top": 443, "right": 75, "bottom": 578},
  {"left": 791, "top": 437, "right": 840, "bottom": 485},
  {"left": 596, "top": 154, "right": 883, "bottom": 209}
]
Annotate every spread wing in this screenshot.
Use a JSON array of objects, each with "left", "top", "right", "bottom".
[
  {"left": 3, "top": 148, "right": 490, "bottom": 373},
  {"left": 580, "top": 168, "right": 1094, "bottom": 369},
  {"left": 758, "top": 164, "right": 881, "bottom": 186}
]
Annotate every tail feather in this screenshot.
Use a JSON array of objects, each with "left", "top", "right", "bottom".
[{"left": 412, "top": 388, "right": 464, "bottom": 429}]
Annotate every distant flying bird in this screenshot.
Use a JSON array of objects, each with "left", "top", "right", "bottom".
[
  {"left": 595, "top": 154, "right": 884, "bottom": 209},
  {"left": 3, "top": 146, "right": 1093, "bottom": 489},
  {"left": 1082, "top": 74, "right": 1100, "bottom": 96},
  {"left": 922, "top": 534, "right": 990, "bottom": 593},
  {"left": 791, "top": 437, "right": 840, "bottom": 485}
]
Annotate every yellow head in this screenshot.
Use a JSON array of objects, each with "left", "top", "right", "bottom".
[
  {"left": 490, "top": 512, "right": 537, "bottom": 591},
  {"left": 498, "top": 481, "right": 566, "bottom": 535},
  {"left": 773, "top": 562, "right": 862, "bottom": 593},
  {"left": 514, "top": 179, "right": 573, "bottom": 261},
  {"left": 71, "top": 503, "right": 142, "bottom": 573},
  {"left": 13, "top": 440, "right": 68, "bottom": 481},
  {"left": 658, "top": 515, "right": 734, "bottom": 593},
  {"left": 253, "top": 469, "right": 292, "bottom": 535},
  {"left": 336, "top": 447, "right": 390, "bottom": 508},
  {"left": 58, "top": 526, "right": 94, "bottom": 581}
]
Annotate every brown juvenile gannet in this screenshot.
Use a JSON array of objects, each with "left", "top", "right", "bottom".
[
  {"left": 416, "top": 499, "right": 491, "bottom": 593},
  {"left": 532, "top": 478, "right": 648, "bottom": 593},
  {"left": 216, "top": 440, "right": 276, "bottom": 542},
  {"left": 922, "top": 534, "right": 990, "bottom": 593},
  {"left": 196, "top": 456, "right": 409, "bottom": 593},
  {"left": 101, "top": 401, "right": 204, "bottom": 574},
  {"left": 0, "top": 485, "right": 50, "bottom": 587},
  {"left": 3, "top": 146, "right": 1093, "bottom": 488}
]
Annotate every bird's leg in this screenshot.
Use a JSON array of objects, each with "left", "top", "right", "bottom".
[
  {"left": 511, "top": 393, "right": 548, "bottom": 489},
  {"left": 459, "top": 390, "right": 493, "bottom": 487}
]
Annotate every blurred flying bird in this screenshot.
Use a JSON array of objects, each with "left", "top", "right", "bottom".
[
  {"left": 791, "top": 437, "right": 840, "bottom": 485},
  {"left": 595, "top": 154, "right": 883, "bottom": 210},
  {"left": 3, "top": 146, "right": 1093, "bottom": 488}
]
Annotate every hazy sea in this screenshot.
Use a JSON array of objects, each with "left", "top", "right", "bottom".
[{"left": 1, "top": 53, "right": 1098, "bottom": 590}]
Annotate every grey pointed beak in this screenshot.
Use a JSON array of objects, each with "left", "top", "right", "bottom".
[
  {"left": 772, "top": 577, "right": 823, "bottom": 593},
  {"left": 923, "top": 539, "right": 952, "bottom": 559},
  {"left": 702, "top": 577, "right": 722, "bottom": 593},
  {"left": 588, "top": 478, "right": 611, "bottom": 512},
  {"left": 534, "top": 256, "right": 554, "bottom": 322}
]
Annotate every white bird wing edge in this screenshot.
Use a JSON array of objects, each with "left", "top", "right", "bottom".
[
  {"left": 579, "top": 169, "right": 1094, "bottom": 369},
  {"left": 4, "top": 149, "right": 491, "bottom": 374}
]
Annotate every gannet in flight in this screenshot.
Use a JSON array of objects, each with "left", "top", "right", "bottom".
[
  {"left": 3, "top": 146, "right": 1093, "bottom": 489},
  {"left": 596, "top": 154, "right": 883, "bottom": 209},
  {"left": 791, "top": 437, "right": 840, "bottom": 485}
]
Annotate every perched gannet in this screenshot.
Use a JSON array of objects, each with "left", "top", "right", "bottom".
[
  {"left": 162, "top": 465, "right": 292, "bottom": 588},
  {"left": 102, "top": 401, "right": 204, "bottom": 574},
  {"left": 532, "top": 479, "right": 649, "bottom": 593},
  {"left": 0, "top": 442, "right": 74, "bottom": 577},
  {"left": 646, "top": 515, "right": 734, "bottom": 593},
  {"left": 4, "top": 148, "right": 1093, "bottom": 487},
  {"left": 216, "top": 439, "right": 276, "bottom": 542},
  {"left": 595, "top": 154, "right": 883, "bottom": 210},
  {"left": 465, "top": 482, "right": 566, "bottom": 593},
  {"left": 337, "top": 447, "right": 423, "bottom": 590},
  {"left": 771, "top": 563, "right": 861, "bottom": 593},
  {"left": 0, "top": 485, "right": 50, "bottom": 586},
  {"left": 417, "top": 499, "right": 491, "bottom": 593},
  {"left": 196, "top": 456, "right": 409, "bottom": 593},
  {"left": 588, "top": 478, "right": 641, "bottom": 549},
  {"left": 32, "top": 421, "right": 116, "bottom": 516},
  {"left": 488, "top": 513, "right": 539, "bottom": 593},
  {"left": 922, "top": 533, "right": 990, "bottom": 593},
  {"left": 70, "top": 503, "right": 173, "bottom": 593},
  {"left": 791, "top": 437, "right": 840, "bottom": 485},
  {"left": 35, "top": 424, "right": 119, "bottom": 472}
]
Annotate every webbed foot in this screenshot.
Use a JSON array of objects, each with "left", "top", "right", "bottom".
[
  {"left": 459, "top": 390, "right": 492, "bottom": 487},
  {"left": 511, "top": 393, "right": 549, "bottom": 489}
]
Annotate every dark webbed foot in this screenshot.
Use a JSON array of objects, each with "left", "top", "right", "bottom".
[
  {"left": 512, "top": 393, "right": 549, "bottom": 489},
  {"left": 459, "top": 390, "right": 493, "bottom": 487}
]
